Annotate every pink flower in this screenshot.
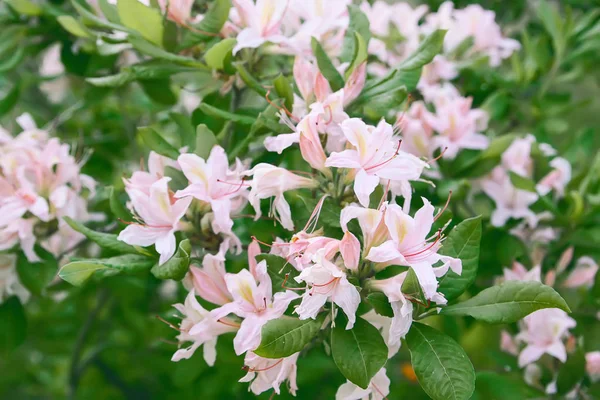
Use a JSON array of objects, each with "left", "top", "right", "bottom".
[
  {"left": 537, "top": 157, "right": 571, "bottom": 197},
  {"left": 231, "top": 0, "right": 289, "bottom": 54},
  {"left": 366, "top": 199, "right": 461, "bottom": 304},
  {"left": 397, "top": 102, "right": 434, "bottom": 159},
  {"left": 197, "top": 264, "right": 299, "bottom": 355},
  {"left": 586, "top": 351, "right": 600, "bottom": 382},
  {"left": 503, "top": 262, "right": 541, "bottom": 282},
  {"left": 0, "top": 254, "right": 29, "bottom": 304},
  {"left": 175, "top": 146, "right": 247, "bottom": 235},
  {"left": 501, "top": 135, "right": 534, "bottom": 177},
  {"left": 245, "top": 164, "right": 317, "bottom": 230},
  {"left": 0, "top": 218, "right": 39, "bottom": 262},
  {"left": 118, "top": 177, "right": 192, "bottom": 265},
  {"left": 171, "top": 290, "right": 238, "bottom": 364},
  {"left": 297, "top": 114, "right": 328, "bottom": 171},
  {"left": 562, "top": 256, "right": 598, "bottom": 289},
  {"left": 367, "top": 273, "right": 414, "bottom": 348},
  {"left": 362, "top": 310, "right": 400, "bottom": 358},
  {"left": 517, "top": 308, "right": 576, "bottom": 367},
  {"left": 187, "top": 244, "right": 232, "bottom": 306},
  {"left": 239, "top": 352, "right": 299, "bottom": 395},
  {"left": 124, "top": 151, "right": 179, "bottom": 196},
  {"left": 425, "top": 95, "right": 489, "bottom": 159},
  {"left": 340, "top": 204, "right": 388, "bottom": 253},
  {"left": 336, "top": 367, "right": 390, "bottom": 400},
  {"left": 500, "top": 330, "right": 518, "bottom": 355},
  {"left": 294, "top": 251, "right": 360, "bottom": 329},
  {"left": 339, "top": 231, "right": 360, "bottom": 271},
  {"left": 326, "top": 119, "right": 427, "bottom": 207},
  {"left": 158, "top": 0, "right": 194, "bottom": 25}
]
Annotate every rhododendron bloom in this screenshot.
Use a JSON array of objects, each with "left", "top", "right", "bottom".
[
  {"left": 158, "top": 0, "right": 194, "bottom": 25},
  {"left": 367, "top": 273, "right": 413, "bottom": 348},
  {"left": 245, "top": 163, "right": 317, "bottom": 230},
  {"left": 326, "top": 119, "right": 427, "bottom": 207},
  {"left": 336, "top": 367, "right": 390, "bottom": 400},
  {"left": 0, "top": 254, "right": 29, "bottom": 303},
  {"left": 517, "top": 308, "right": 576, "bottom": 367},
  {"left": 294, "top": 251, "right": 360, "bottom": 329},
  {"left": 503, "top": 262, "right": 541, "bottom": 282},
  {"left": 171, "top": 290, "right": 237, "bottom": 364},
  {"left": 367, "top": 200, "right": 461, "bottom": 303},
  {"left": 186, "top": 245, "right": 232, "bottom": 306},
  {"left": 425, "top": 95, "right": 489, "bottom": 159},
  {"left": 124, "top": 151, "right": 179, "bottom": 195},
  {"left": 176, "top": 146, "right": 247, "bottom": 235},
  {"left": 199, "top": 264, "right": 299, "bottom": 355},
  {"left": 239, "top": 352, "right": 299, "bottom": 395},
  {"left": 562, "top": 256, "right": 598, "bottom": 289},
  {"left": 586, "top": 351, "right": 600, "bottom": 382},
  {"left": 362, "top": 310, "right": 400, "bottom": 358},
  {"left": 231, "top": 0, "right": 289, "bottom": 54},
  {"left": 537, "top": 157, "right": 571, "bottom": 197},
  {"left": 340, "top": 204, "right": 388, "bottom": 253},
  {"left": 118, "top": 177, "right": 192, "bottom": 264}
]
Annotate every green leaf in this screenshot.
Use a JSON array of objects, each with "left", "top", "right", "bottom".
[
  {"left": 128, "top": 36, "right": 208, "bottom": 68},
  {"left": 71, "top": 0, "right": 128, "bottom": 31},
  {"left": 140, "top": 79, "right": 178, "bottom": 105},
  {"left": 508, "top": 171, "right": 537, "bottom": 192},
  {"left": 98, "top": 0, "right": 121, "bottom": 23},
  {"left": 6, "top": 0, "right": 42, "bottom": 16},
  {"left": 365, "top": 292, "right": 394, "bottom": 318},
  {"left": 57, "top": 15, "right": 92, "bottom": 38},
  {"left": 441, "top": 281, "right": 571, "bottom": 323},
  {"left": 169, "top": 112, "right": 196, "bottom": 149},
  {"left": 397, "top": 29, "right": 447, "bottom": 70},
  {"left": 0, "top": 297, "right": 27, "bottom": 355},
  {"left": 194, "top": 124, "right": 217, "bottom": 159},
  {"left": 331, "top": 316, "right": 388, "bottom": 389},
  {"left": 233, "top": 62, "right": 268, "bottom": 97},
  {"left": 401, "top": 268, "right": 426, "bottom": 304},
  {"left": 256, "top": 254, "right": 302, "bottom": 293},
  {"left": 198, "top": 103, "right": 256, "bottom": 125},
  {"left": 556, "top": 346, "right": 585, "bottom": 394},
  {"left": 16, "top": 247, "right": 58, "bottom": 296},
  {"left": 86, "top": 71, "right": 135, "bottom": 87},
  {"left": 117, "top": 0, "right": 164, "bottom": 46},
  {"left": 63, "top": 217, "right": 140, "bottom": 255},
  {"left": 151, "top": 239, "right": 191, "bottom": 280},
  {"left": 137, "top": 126, "right": 180, "bottom": 159},
  {"left": 437, "top": 216, "right": 482, "bottom": 301},
  {"left": 311, "top": 37, "right": 344, "bottom": 92},
  {"left": 58, "top": 261, "right": 109, "bottom": 286},
  {"left": 0, "top": 83, "right": 21, "bottom": 118},
  {"left": 254, "top": 315, "right": 324, "bottom": 359},
  {"left": 204, "top": 38, "right": 236, "bottom": 70},
  {"left": 406, "top": 322, "right": 475, "bottom": 400},
  {"left": 109, "top": 186, "right": 132, "bottom": 222},
  {"left": 273, "top": 74, "right": 293, "bottom": 111},
  {"left": 341, "top": 4, "right": 371, "bottom": 63},
  {"left": 178, "top": 0, "right": 230, "bottom": 48},
  {"left": 345, "top": 32, "right": 367, "bottom": 80},
  {"left": 0, "top": 46, "right": 25, "bottom": 73}
]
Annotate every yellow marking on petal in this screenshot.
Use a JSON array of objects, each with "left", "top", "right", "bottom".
[{"left": 239, "top": 281, "right": 254, "bottom": 305}]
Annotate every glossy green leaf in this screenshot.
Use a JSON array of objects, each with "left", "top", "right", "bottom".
[
  {"left": 556, "top": 346, "right": 585, "bottom": 394},
  {"left": 138, "top": 126, "right": 180, "bottom": 159},
  {"left": 7, "top": 0, "right": 42, "bottom": 16},
  {"left": 16, "top": 247, "right": 58, "bottom": 296},
  {"left": 402, "top": 268, "right": 426, "bottom": 304},
  {"left": 63, "top": 217, "right": 140, "bottom": 255},
  {"left": 256, "top": 254, "right": 302, "bottom": 293},
  {"left": 198, "top": 103, "right": 255, "bottom": 125},
  {"left": 58, "top": 261, "right": 109, "bottom": 286},
  {"left": 254, "top": 315, "right": 324, "bottom": 359},
  {"left": 341, "top": 4, "right": 371, "bottom": 63},
  {"left": 0, "top": 296, "right": 27, "bottom": 355},
  {"left": 204, "top": 38, "right": 236, "bottom": 70},
  {"left": 437, "top": 216, "right": 482, "bottom": 301},
  {"left": 311, "top": 37, "right": 345, "bottom": 92},
  {"left": 57, "top": 15, "right": 92, "bottom": 38},
  {"left": 331, "top": 316, "right": 388, "bottom": 389},
  {"left": 273, "top": 74, "right": 293, "bottom": 111},
  {"left": 0, "top": 46, "right": 25, "bottom": 73},
  {"left": 366, "top": 292, "right": 394, "bottom": 318},
  {"left": 397, "top": 29, "right": 447, "bottom": 70},
  {"left": 109, "top": 186, "right": 132, "bottom": 222},
  {"left": 0, "top": 83, "right": 21, "bottom": 118},
  {"left": 509, "top": 171, "right": 537, "bottom": 192},
  {"left": 194, "top": 124, "right": 217, "bottom": 159},
  {"left": 117, "top": 0, "right": 164, "bottom": 46},
  {"left": 151, "top": 239, "right": 191, "bottom": 280},
  {"left": 406, "top": 322, "right": 475, "bottom": 400},
  {"left": 345, "top": 32, "right": 367, "bottom": 80},
  {"left": 441, "top": 281, "right": 571, "bottom": 323}
]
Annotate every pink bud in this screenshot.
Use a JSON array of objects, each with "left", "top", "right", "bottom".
[
  {"left": 562, "top": 256, "right": 598, "bottom": 289},
  {"left": 293, "top": 57, "right": 316, "bottom": 102},
  {"left": 189, "top": 266, "right": 232, "bottom": 306},
  {"left": 556, "top": 246, "right": 574, "bottom": 274},
  {"left": 586, "top": 351, "right": 600, "bottom": 382},
  {"left": 314, "top": 72, "right": 332, "bottom": 103},
  {"left": 248, "top": 239, "right": 261, "bottom": 279},
  {"left": 297, "top": 115, "right": 328, "bottom": 171},
  {"left": 340, "top": 231, "right": 361, "bottom": 271},
  {"left": 343, "top": 62, "right": 366, "bottom": 106}
]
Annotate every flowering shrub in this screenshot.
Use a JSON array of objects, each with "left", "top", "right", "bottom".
[{"left": 1, "top": 0, "right": 600, "bottom": 399}]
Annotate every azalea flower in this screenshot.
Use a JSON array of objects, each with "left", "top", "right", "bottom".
[
  {"left": 118, "top": 177, "right": 192, "bottom": 265},
  {"left": 171, "top": 290, "right": 238, "bottom": 364},
  {"left": 503, "top": 262, "right": 541, "bottom": 282},
  {"left": 326, "top": 119, "right": 427, "bottom": 207},
  {"left": 516, "top": 308, "right": 576, "bottom": 367},
  {"left": 186, "top": 243, "right": 232, "bottom": 306},
  {"left": 336, "top": 367, "right": 390, "bottom": 400},
  {"left": 294, "top": 250, "right": 360, "bottom": 329},
  {"left": 362, "top": 310, "right": 400, "bottom": 358},
  {"left": 586, "top": 351, "right": 600, "bottom": 382},
  {"left": 124, "top": 151, "right": 179, "bottom": 196},
  {"left": 366, "top": 199, "right": 461, "bottom": 304},
  {"left": 340, "top": 204, "right": 388, "bottom": 253},
  {"left": 537, "top": 157, "right": 571, "bottom": 197},
  {"left": 239, "top": 352, "right": 299, "bottom": 395},
  {"left": 231, "top": 0, "right": 289, "bottom": 54},
  {"left": 367, "top": 273, "right": 414, "bottom": 348},
  {"left": 562, "top": 256, "right": 598, "bottom": 289},
  {"left": 500, "top": 135, "right": 535, "bottom": 177},
  {"left": 0, "top": 254, "right": 29, "bottom": 304},
  {"left": 197, "top": 263, "right": 299, "bottom": 355},
  {"left": 158, "top": 0, "right": 194, "bottom": 26},
  {"left": 175, "top": 146, "right": 247, "bottom": 235},
  {"left": 245, "top": 163, "right": 318, "bottom": 230}
]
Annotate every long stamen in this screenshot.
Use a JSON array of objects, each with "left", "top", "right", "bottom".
[
  {"left": 218, "top": 319, "right": 241, "bottom": 328},
  {"left": 405, "top": 230, "right": 442, "bottom": 258},
  {"left": 281, "top": 273, "right": 305, "bottom": 291},
  {"left": 378, "top": 179, "right": 391, "bottom": 210},
  {"left": 365, "top": 140, "right": 402, "bottom": 172},
  {"left": 156, "top": 315, "right": 181, "bottom": 332},
  {"left": 434, "top": 191, "right": 452, "bottom": 221},
  {"left": 265, "top": 89, "right": 299, "bottom": 122},
  {"left": 251, "top": 236, "right": 273, "bottom": 248},
  {"left": 243, "top": 358, "right": 283, "bottom": 372},
  {"left": 428, "top": 147, "right": 448, "bottom": 164},
  {"left": 302, "top": 194, "right": 329, "bottom": 233}
]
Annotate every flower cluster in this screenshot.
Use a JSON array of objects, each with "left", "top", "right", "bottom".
[{"left": 0, "top": 114, "right": 96, "bottom": 302}]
